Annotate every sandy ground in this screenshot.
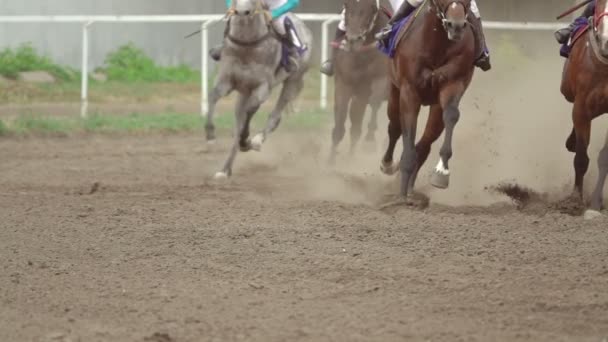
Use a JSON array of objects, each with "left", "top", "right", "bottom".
[{"left": 1, "top": 131, "right": 607, "bottom": 342}]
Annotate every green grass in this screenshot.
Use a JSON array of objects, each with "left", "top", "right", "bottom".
[
  {"left": 102, "top": 43, "right": 199, "bottom": 83},
  {"left": 0, "top": 43, "right": 78, "bottom": 81},
  {"left": 0, "top": 110, "right": 329, "bottom": 136}
]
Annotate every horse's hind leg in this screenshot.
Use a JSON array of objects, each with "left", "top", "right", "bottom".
[
  {"left": 348, "top": 90, "right": 371, "bottom": 156},
  {"left": 410, "top": 104, "right": 444, "bottom": 191},
  {"left": 329, "top": 80, "right": 352, "bottom": 165},
  {"left": 206, "top": 76, "right": 233, "bottom": 143},
  {"left": 431, "top": 86, "right": 464, "bottom": 190},
  {"left": 251, "top": 77, "right": 304, "bottom": 151},
  {"left": 381, "top": 84, "right": 400, "bottom": 175},
  {"left": 588, "top": 130, "right": 608, "bottom": 215}
]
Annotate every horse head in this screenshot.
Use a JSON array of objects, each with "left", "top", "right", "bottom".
[
  {"left": 343, "top": 0, "right": 381, "bottom": 49},
  {"left": 594, "top": 0, "right": 608, "bottom": 56},
  {"left": 227, "top": 0, "right": 272, "bottom": 45},
  {"left": 432, "top": 0, "right": 470, "bottom": 41}
]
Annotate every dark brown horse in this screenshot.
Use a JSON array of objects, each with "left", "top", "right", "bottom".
[
  {"left": 329, "top": 0, "right": 391, "bottom": 164},
  {"left": 381, "top": 0, "right": 476, "bottom": 202},
  {"left": 561, "top": 0, "right": 608, "bottom": 217}
]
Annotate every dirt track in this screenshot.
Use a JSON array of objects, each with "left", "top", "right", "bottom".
[{"left": 1, "top": 133, "right": 608, "bottom": 342}]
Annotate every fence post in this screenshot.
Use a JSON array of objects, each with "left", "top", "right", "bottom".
[
  {"left": 81, "top": 21, "right": 93, "bottom": 118},
  {"left": 320, "top": 19, "right": 337, "bottom": 110},
  {"left": 201, "top": 19, "right": 221, "bottom": 117}
]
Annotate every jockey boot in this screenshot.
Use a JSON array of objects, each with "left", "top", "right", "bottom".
[
  {"left": 375, "top": 1, "right": 416, "bottom": 41},
  {"left": 209, "top": 44, "right": 223, "bottom": 61},
  {"left": 283, "top": 16, "right": 308, "bottom": 73},
  {"left": 555, "top": 2, "right": 596, "bottom": 44},
  {"left": 320, "top": 28, "right": 346, "bottom": 76},
  {"left": 209, "top": 22, "right": 230, "bottom": 61},
  {"left": 470, "top": 16, "right": 491, "bottom": 72},
  {"left": 555, "top": 22, "right": 577, "bottom": 45}
]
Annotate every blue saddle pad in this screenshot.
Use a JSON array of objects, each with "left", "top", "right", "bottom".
[{"left": 378, "top": 14, "right": 413, "bottom": 58}]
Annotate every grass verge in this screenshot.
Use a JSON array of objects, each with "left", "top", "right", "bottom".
[{"left": 0, "top": 110, "right": 329, "bottom": 137}]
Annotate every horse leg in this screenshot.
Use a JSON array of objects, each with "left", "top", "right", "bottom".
[
  {"left": 381, "top": 84, "right": 401, "bottom": 175},
  {"left": 566, "top": 127, "right": 576, "bottom": 153},
  {"left": 205, "top": 76, "right": 233, "bottom": 143},
  {"left": 329, "top": 80, "right": 351, "bottom": 165},
  {"left": 572, "top": 101, "right": 592, "bottom": 198},
  {"left": 431, "top": 86, "right": 464, "bottom": 189},
  {"left": 215, "top": 94, "right": 248, "bottom": 179},
  {"left": 215, "top": 84, "right": 270, "bottom": 178},
  {"left": 252, "top": 76, "right": 304, "bottom": 151},
  {"left": 409, "top": 104, "right": 445, "bottom": 192},
  {"left": 588, "top": 130, "right": 608, "bottom": 215},
  {"left": 398, "top": 86, "right": 422, "bottom": 198},
  {"left": 348, "top": 90, "right": 371, "bottom": 156},
  {"left": 365, "top": 99, "right": 381, "bottom": 146}
]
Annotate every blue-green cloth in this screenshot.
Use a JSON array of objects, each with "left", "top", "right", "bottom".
[{"left": 225, "top": 0, "right": 300, "bottom": 19}]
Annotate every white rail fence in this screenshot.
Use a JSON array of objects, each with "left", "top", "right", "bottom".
[{"left": 0, "top": 15, "right": 564, "bottom": 117}]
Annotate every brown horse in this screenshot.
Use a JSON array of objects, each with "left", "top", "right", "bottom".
[
  {"left": 329, "top": 0, "right": 391, "bottom": 164},
  {"left": 381, "top": 0, "right": 476, "bottom": 202},
  {"left": 561, "top": 0, "right": 608, "bottom": 217}
]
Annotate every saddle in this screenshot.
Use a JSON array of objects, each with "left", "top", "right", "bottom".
[{"left": 560, "top": 17, "right": 591, "bottom": 58}]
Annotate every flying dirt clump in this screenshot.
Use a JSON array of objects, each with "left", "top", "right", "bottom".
[
  {"left": 488, "top": 182, "right": 587, "bottom": 217},
  {"left": 488, "top": 182, "right": 540, "bottom": 209}
]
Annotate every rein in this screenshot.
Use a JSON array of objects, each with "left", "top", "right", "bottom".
[{"left": 342, "top": 1, "right": 389, "bottom": 52}]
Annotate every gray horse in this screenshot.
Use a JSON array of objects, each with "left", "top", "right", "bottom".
[
  {"left": 586, "top": 130, "right": 608, "bottom": 219},
  {"left": 329, "top": 0, "right": 390, "bottom": 164},
  {"left": 205, "top": 0, "right": 312, "bottom": 179}
]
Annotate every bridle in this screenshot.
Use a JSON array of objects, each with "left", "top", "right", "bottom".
[
  {"left": 226, "top": 0, "right": 273, "bottom": 46},
  {"left": 344, "top": 0, "right": 381, "bottom": 42},
  {"left": 430, "top": 0, "right": 470, "bottom": 31}
]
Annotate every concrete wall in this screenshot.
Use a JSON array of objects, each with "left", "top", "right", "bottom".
[{"left": 0, "top": 0, "right": 576, "bottom": 70}]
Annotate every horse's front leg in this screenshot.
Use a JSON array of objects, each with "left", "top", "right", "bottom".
[
  {"left": 572, "top": 99, "right": 592, "bottom": 199},
  {"left": 206, "top": 75, "right": 233, "bottom": 144},
  {"left": 431, "top": 83, "right": 464, "bottom": 189},
  {"left": 241, "top": 83, "right": 271, "bottom": 152},
  {"left": 348, "top": 88, "right": 372, "bottom": 156},
  {"left": 398, "top": 85, "right": 422, "bottom": 199},
  {"left": 381, "top": 83, "right": 401, "bottom": 175},
  {"left": 329, "top": 80, "right": 352, "bottom": 165}
]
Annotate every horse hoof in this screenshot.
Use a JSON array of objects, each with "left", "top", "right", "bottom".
[
  {"left": 214, "top": 171, "right": 228, "bottom": 180},
  {"left": 250, "top": 134, "right": 264, "bottom": 151},
  {"left": 381, "top": 162, "right": 398, "bottom": 175},
  {"left": 584, "top": 209, "right": 603, "bottom": 220},
  {"left": 430, "top": 171, "right": 450, "bottom": 189}
]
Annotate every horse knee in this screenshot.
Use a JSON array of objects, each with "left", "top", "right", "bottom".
[{"left": 443, "top": 105, "right": 460, "bottom": 127}]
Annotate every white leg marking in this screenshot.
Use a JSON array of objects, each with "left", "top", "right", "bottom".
[
  {"left": 214, "top": 171, "right": 228, "bottom": 180},
  {"left": 435, "top": 159, "right": 450, "bottom": 176},
  {"left": 251, "top": 133, "right": 264, "bottom": 151}
]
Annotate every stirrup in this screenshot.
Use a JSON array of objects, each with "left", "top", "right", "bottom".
[{"left": 375, "top": 26, "right": 392, "bottom": 41}]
